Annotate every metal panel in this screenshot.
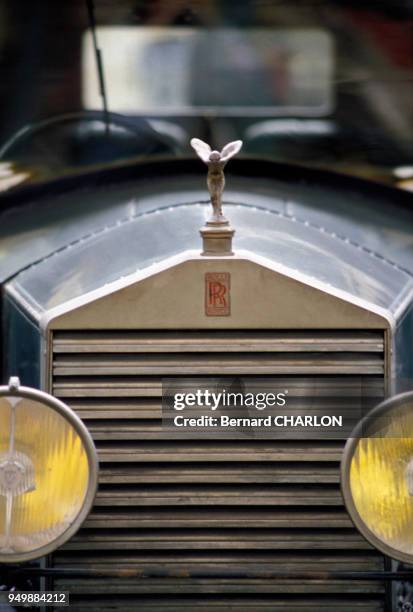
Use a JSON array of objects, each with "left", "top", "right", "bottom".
[
  {"left": 50, "top": 594, "right": 385, "bottom": 612},
  {"left": 2, "top": 159, "right": 413, "bottom": 328},
  {"left": 52, "top": 331, "right": 384, "bottom": 353},
  {"left": 53, "top": 353, "right": 384, "bottom": 376},
  {"left": 39, "top": 256, "right": 391, "bottom": 334},
  {"left": 51, "top": 329, "right": 386, "bottom": 610},
  {"left": 53, "top": 377, "right": 384, "bottom": 399},
  {"left": 6, "top": 204, "right": 410, "bottom": 320}
]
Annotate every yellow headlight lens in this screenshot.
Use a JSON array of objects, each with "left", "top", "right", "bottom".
[
  {"left": 0, "top": 382, "right": 98, "bottom": 562},
  {"left": 342, "top": 393, "right": 413, "bottom": 563}
]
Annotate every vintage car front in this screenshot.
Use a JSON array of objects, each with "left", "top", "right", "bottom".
[
  {"left": 1, "top": 1, "right": 413, "bottom": 611},
  {"left": 0, "top": 144, "right": 413, "bottom": 609}
]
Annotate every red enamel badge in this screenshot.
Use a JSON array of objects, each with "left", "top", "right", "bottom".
[{"left": 205, "top": 273, "right": 230, "bottom": 316}]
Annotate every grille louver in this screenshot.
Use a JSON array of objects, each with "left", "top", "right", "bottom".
[{"left": 51, "top": 330, "right": 386, "bottom": 611}]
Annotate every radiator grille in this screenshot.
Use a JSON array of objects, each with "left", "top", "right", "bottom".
[{"left": 51, "top": 330, "right": 386, "bottom": 611}]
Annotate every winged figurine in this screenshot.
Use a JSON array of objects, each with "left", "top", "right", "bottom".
[{"left": 191, "top": 138, "right": 243, "bottom": 223}]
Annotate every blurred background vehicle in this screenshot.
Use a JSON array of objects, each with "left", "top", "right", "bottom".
[{"left": 0, "top": 0, "right": 412, "bottom": 192}]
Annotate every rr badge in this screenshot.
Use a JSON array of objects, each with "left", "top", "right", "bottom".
[{"left": 205, "top": 272, "right": 230, "bottom": 316}]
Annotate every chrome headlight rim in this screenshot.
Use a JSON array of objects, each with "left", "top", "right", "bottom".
[
  {"left": 0, "top": 382, "right": 99, "bottom": 563},
  {"left": 341, "top": 390, "right": 413, "bottom": 565}
]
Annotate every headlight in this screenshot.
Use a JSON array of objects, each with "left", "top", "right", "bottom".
[
  {"left": 341, "top": 391, "right": 413, "bottom": 564},
  {"left": 0, "top": 377, "right": 98, "bottom": 562}
]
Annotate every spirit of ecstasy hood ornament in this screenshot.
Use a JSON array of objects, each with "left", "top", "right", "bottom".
[
  {"left": 190, "top": 138, "right": 242, "bottom": 223},
  {"left": 191, "top": 138, "right": 242, "bottom": 256}
]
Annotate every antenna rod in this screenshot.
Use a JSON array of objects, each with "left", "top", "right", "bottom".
[{"left": 85, "top": 0, "right": 110, "bottom": 135}]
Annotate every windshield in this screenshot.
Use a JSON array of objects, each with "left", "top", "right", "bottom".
[
  {"left": 0, "top": 0, "right": 412, "bottom": 189},
  {"left": 82, "top": 27, "right": 333, "bottom": 115}
]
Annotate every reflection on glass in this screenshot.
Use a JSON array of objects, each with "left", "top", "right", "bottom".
[
  {"left": 0, "top": 397, "right": 89, "bottom": 554},
  {"left": 83, "top": 27, "right": 333, "bottom": 115},
  {"left": 350, "top": 406, "right": 413, "bottom": 555}
]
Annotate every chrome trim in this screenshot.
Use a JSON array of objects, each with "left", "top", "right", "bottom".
[
  {"left": 38, "top": 250, "right": 394, "bottom": 333},
  {"left": 341, "top": 391, "right": 413, "bottom": 565},
  {"left": 0, "top": 382, "right": 99, "bottom": 563}
]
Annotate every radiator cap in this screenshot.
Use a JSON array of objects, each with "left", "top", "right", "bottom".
[{"left": 190, "top": 138, "right": 242, "bottom": 256}]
